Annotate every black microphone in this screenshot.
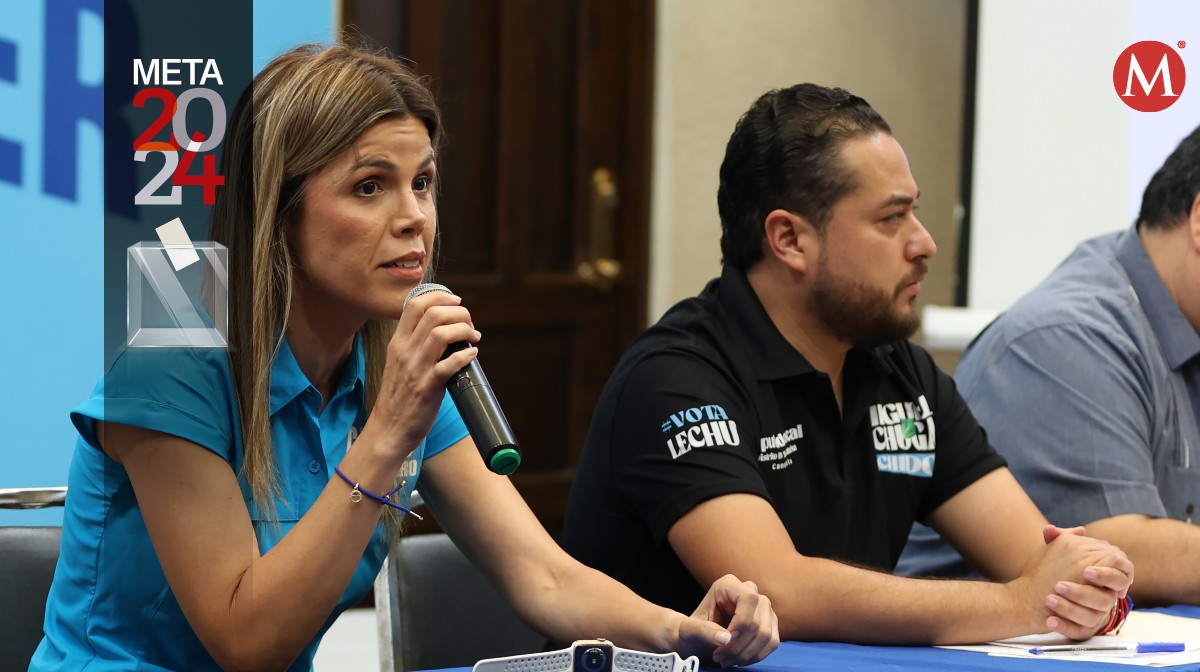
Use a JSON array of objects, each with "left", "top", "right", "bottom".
[{"left": 404, "top": 283, "right": 521, "bottom": 475}]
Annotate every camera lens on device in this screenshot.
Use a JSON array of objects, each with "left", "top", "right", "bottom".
[{"left": 582, "top": 647, "right": 607, "bottom": 672}]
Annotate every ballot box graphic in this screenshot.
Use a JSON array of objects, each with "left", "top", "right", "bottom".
[{"left": 126, "top": 240, "right": 228, "bottom": 348}]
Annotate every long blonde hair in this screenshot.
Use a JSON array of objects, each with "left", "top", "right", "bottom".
[{"left": 210, "top": 43, "right": 443, "bottom": 520}]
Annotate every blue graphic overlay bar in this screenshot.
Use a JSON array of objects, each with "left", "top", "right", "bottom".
[{"left": 104, "top": 0, "right": 250, "bottom": 365}]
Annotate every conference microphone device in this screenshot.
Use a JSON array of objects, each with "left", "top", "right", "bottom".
[
  {"left": 404, "top": 283, "right": 522, "bottom": 475},
  {"left": 473, "top": 639, "right": 699, "bottom": 672}
]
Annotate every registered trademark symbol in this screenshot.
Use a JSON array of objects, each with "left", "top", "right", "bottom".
[{"left": 1180, "top": 41, "right": 1187, "bottom": 49}]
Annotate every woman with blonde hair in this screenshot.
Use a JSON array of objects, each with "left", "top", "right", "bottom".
[{"left": 30, "top": 44, "right": 778, "bottom": 672}]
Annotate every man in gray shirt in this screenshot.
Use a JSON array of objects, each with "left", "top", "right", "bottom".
[{"left": 900, "top": 125, "right": 1200, "bottom": 606}]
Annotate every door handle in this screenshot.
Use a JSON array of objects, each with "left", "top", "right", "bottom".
[{"left": 578, "top": 167, "right": 622, "bottom": 289}]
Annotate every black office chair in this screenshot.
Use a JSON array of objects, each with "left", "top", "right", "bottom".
[
  {"left": 375, "top": 530, "right": 544, "bottom": 672},
  {"left": 0, "top": 487, "right": 66, "bottom": 672}
]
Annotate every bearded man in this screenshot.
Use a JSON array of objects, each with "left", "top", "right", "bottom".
[{"left": 562, "top": 83, "right": 1135, "bottom": 646}]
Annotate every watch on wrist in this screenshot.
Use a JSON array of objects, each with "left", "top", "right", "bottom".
[{"left": 472, "top": 639, "right": 699, "bottom": 672}]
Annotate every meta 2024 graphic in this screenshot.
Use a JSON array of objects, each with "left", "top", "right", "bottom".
[{"left": 127, "top": 56, "right": 229, "bottom": 348}]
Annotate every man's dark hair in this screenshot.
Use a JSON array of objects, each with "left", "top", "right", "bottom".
[
  {"left": 717, "top": 84, "right": 891, "bottom": 270},
  {"left": 1138, "top": 124, "right": 1200, "bottom": 232}
]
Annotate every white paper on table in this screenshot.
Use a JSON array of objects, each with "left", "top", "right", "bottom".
[{"left": 937, "top": 612, "right": 1200, "bottom": 666}]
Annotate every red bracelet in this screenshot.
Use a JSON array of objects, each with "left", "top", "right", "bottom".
[{"left": 1097, "top": 595, "right": 1133, "bottom": 635}]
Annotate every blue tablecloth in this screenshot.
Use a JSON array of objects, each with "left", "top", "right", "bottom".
[
  {"left": 1149, "top": 605, "right": 1200, "bottom": 619},
  {"left": 425, "top": 606, "right": 1200, "bottom": 672},
  {"left": 739, "top": 605, "right": 1200, "bottom": 672}
]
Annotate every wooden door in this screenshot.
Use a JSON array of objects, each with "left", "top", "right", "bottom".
[{"left": 342, "top": 0, "right": 654, "bottom": 536}]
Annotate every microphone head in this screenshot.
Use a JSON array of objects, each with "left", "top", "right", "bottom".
[{"left": 404, "top": 282, "right": 452, "bottom": 309}]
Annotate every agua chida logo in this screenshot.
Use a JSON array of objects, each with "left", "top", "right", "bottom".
[{"left": 1113, "top": 40, "right": 1186, "bottom": 112}]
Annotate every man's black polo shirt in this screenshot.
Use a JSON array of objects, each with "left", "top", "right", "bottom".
[{"left": 563, "top": 265, "right": 1005, "bottom": 614}]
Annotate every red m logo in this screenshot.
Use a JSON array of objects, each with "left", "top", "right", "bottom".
[{"left": 1113, "top": 41, "right": 1187, "bottom": 112}]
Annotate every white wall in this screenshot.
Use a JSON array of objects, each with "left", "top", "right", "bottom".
[
  {"left": 652, "top": 0, "right": 1200, "bottom": 320},
  {"left": 968, "top": 0, "right": 1199, "bottom": 311}
]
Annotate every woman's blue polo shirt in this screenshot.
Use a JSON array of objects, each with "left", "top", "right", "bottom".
[{"left": 29, "top": 336, "right": 467, "bottom": 671}]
